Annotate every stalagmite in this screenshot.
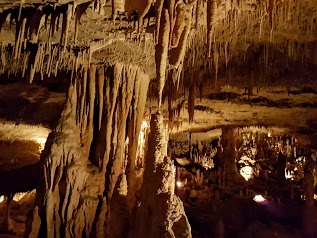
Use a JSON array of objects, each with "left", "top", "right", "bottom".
[
  {"left": 222, "top": 127, "right": 242, "bottom": 185},
  {"left": 131, "top": 112, "right": 191, "bottom": 238},
  {"left": 126, "top": 69, "right": 150, "bottom": 214},
  {"left": 107, "top": 64, "right": 135, "bottom": 199}
]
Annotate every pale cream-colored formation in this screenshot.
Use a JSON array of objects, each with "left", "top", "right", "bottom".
[
  {"left": 132, "top": 112, "right": 191, "bottom": 238},
  {"left": 0, "top": 0, "right": 316, "bottom": 237}
]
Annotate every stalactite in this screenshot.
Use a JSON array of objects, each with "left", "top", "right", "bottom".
[
  {"left": 171, "top": 1, "right": 186, "bottom": 48},
  {"left": 207, "top": 0, "right": 216, "bottom": 57},
  {"left": 97, "top": 66, "right": 104, "bottom": 130},
  {"left": 74, "top": 2, "right": 90, "bottom": 45},
  {"left": 60, "top": 4, "right": 73, "bottom": 50},
  {"left": 87, "top": 65, "right": 97, "bottom": 149},
  {"left": 110, "top": 65, "right": 136, "bottom": 199},
  {"left": 154, "top": 0, "right": 165, "bottom": 43},
  {"left": 49, "top": 10, "right": 58, "bottom": 41},
  {"left": 167, "top": 0, "right": 175, "bottom": 43},
  {"left": 188, "top": 84, "right": 195, "bottom": 123},
  {"left": 29, "top": 45, "right": 40, "bottom": 83},
  {"left": 169, "top": 3, "right": 192, "bottom": 68},
  {"left": 28, "top": 7, "right": 44, "bottom": 43},
  {"left": 155, "top": 8, "right": 170, "bottom": 107},
  {"left": 0, "top": 11, "right": 8, "bottom": 33}
]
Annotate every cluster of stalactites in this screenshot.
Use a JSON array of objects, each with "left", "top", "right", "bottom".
[
  {"left": 73, "top": 62, "right": 150, "bottom": 172},
  {"left": 154, "top": 0, "right": 195, "bottom": 107},
  {"left": 27, "top": 61, "right": 150, "bottom": 238},
  {"left": 186, "top": 0, "right": 317, "bottom": 81},
  {"left": 0, "top": 1, "right": 93, "bottom": 82},
  {"left": 0, "top": 1, "right": 96, "bottom": 46},
  {"left": 0, "top": 42, "right": 90, "bottom": 83},
  {"left": 162, "top": 0, "right": 317, "bottom": 125},
  {"left": 110, "top": 0, "right": 194, "bottom": 106}
]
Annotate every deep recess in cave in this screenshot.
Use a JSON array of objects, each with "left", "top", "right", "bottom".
[{"left": 0, "top": 0, "right": 316, "bottom": 238}]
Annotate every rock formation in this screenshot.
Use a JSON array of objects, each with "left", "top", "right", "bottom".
[
  {"left": 131, "top": 112, "right": 191, "bottom": 238},
  {"left": 0, "top": 0, "right": 316, "bottom": 237},
  {"left": 24, "top": 63, "right": 151, "bottom": 238}
]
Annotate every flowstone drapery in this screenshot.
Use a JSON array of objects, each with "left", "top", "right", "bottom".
[{"left": 25, "top": 63, "right": 150, "bottom": 238}]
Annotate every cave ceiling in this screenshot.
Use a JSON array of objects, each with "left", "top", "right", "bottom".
[{"left": 0, "top": 0, "right": 316, "bottom": 147}]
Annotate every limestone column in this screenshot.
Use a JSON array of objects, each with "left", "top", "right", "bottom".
[
  {"left": 221, "top": 127, "right": 241, "bottom": 185},
  {"left": 131, "top": 112, "right": 191, "bottom": 238}
]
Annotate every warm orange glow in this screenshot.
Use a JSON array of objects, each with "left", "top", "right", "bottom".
[
  {"left": 13, "top": 190, "right": 36, "bottom": 202},
  {"left": 176, "top": 181, "right": 183, "bottom": 188},
  {"left": 32, "top": 137, "right": 47, "bottom": 151}
]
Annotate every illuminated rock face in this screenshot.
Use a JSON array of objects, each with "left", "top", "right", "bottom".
[
  {"left": 23, "top": 64, "right": 151, "bottom": 238},
  {"left": 132, "top": 112, "right": 191, "bottom": 238},
  {"left": 0, "top": 0, "right": 316, "bottom": 238}
]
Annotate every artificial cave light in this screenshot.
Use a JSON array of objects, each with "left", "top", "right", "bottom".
[
  {"left": 300, "top": 195, "right": 317, "bottom": 200},
  {"left": 13, "top": 190, "right": 36, "bottom": 202},
  {"left": 0, "top": 190, "right": 36, "bottom": 204},
  {"left": 32, "top": 137, "right": 47, "bottom": 151},
  {"left": 141, "top": 120, "right": 148, "bottom": 130},
  {"left": 125, "top": 137, "right": 129, "bottom": 146},
  {"left": 253, "top": 195, "right": 266, "bottom": 203},
  {"left": 240, "top": 166, "right": 253, "bottom": 181},
  {"left": 285, "top": 168, "right": 294, "bottom": 180},
  {"left": 176, "top": 181, "right": 183, "bottom": 188},
  {"left": 137, "top": 120, "right": 149, "bottom": 161}
]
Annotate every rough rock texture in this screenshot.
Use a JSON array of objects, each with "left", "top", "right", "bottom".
[
  {"left": 131, "top": 112, "right": 191, "bottom": 238},
  {"left": 0, "top": 0, "right": 316, "bottom": 237},
  {"left": 222, "top": 127, "right": 242, "bottom": 185},
  {"left": 24, "top": 63, "right": 150, "bottom": 238}
]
